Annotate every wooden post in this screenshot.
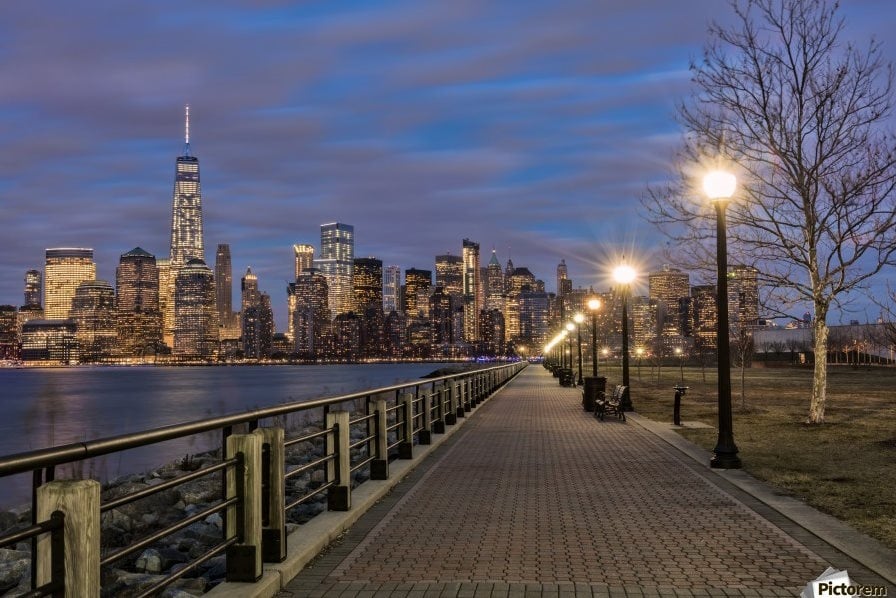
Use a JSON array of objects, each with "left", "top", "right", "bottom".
[
  {"left": 432, "top": 383, "right": 446, "bottom": 434},
  {"left": 370, "top": 398, "right": 389, "bottom": 480},
  {"left": 254, "top": 427, "right": 286, "bottom": 563},
  {"left": 445, "top": 382, "right": 458, "bottom": 425},
  {"left": 326, "top": 410, "right": 351, "bottom": 510},
  {"left": 36, "top": 479, "right": 100, "bottom": 597},
  {"left": 419, "top": 389, "right": 433, "bottom": 445},
  {"left": 463, "top": 379, "right": 472, "bottom": 412},
  {"left": 455, "top": 381, "right": 466, "bottom": 419},
  {"left": 398, "top": 392, "right": 414, "bottom": 459},
  {"left": 226, "top": 432, "right": 263, "bottom": 582}
]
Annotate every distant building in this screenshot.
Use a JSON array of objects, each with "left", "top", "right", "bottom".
[
  {"left": 384, "top": 310, "right": 406, "bottom": 358},
  {"left": 429, "top": 286, "right": 456, "bottom": 351},
  {"left": 157, "top": 258, "right": 175, "bottom": 349},
  {"left": 729, "top": 265, "right": 760, "bottom": 329},
  {"left": 331, "top": 312, "right": 361, "bottom": 361},
  {"left": 691, "top": 285, "right": 717, "bottom": 352},
  {"left": 44, "top": 248, "right": 96, "bottom": 320},
  {"left": 20, "top": 320, "right": 78, "bottom": 364},
  {"left": 485, "top": 251, "right": 504, "bottom": 312},
  {"left": 383, "top": 265, "right": 401, "bottom": 314},
  {"left": 404, "top": 268, "right": 432, "bottom": 319},
  {"left": 116, "top": 247, "right": 162, "bottom": 358},
  {"left": 0, "top": 306, "right": 17, "bottom": 359},
  {"left": 556, "top": 259, "right": 571, "bottom": 300},
  {"left": 70, "top": 280, "right": 117, "bottom": 362},
  {"left": 293, "top": 268, "right": 330, "bottom": 356},
  {"left": 24, "top": 269, "right": 41, "bottom": 308},
  {"left": 215, "top": 244, "right": 236, "bottom": 329},
  {"left": 243, "top": 292, "right": 274, "bottom": 359},
  {"left": 293, "top": 244, "right": 315, "bottom": 279},
  {"left": 479, "top": 308, "right": 506, "bottom": 356},
  {"left": 519, "top": 290, "right": 550, "bottom": 348},
  {"left": 170, "top": 105, "right": 204, "bottom": 267},
  {"left": 315, "top": 222, "right": 354, "bottom": 317},
  {"left": 435, "top": 254, "right": 463, "bottom": 302},
  {"left": 353, "top": 257, "right": 384, "bottom": 357},
  {"left": 462, "top": 239, "right": 480, "bottom": 343},
  {"left": 173, "top": 259, "right": 218, "bottom": 358}
]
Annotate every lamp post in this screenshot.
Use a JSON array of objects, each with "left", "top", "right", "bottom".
[
  {"left": 573, "top": 313, "right": 585, "bottom": 385},
  {"left": 587, "top": 298, "right": 601, "bottom": 376},
  {"left": 675, "top": 347, "right": 684, "bottom": 382},
  {"left": 613, "top": 263, "right": 636, "bottom": 411},
  {"left": 565, "top": 322, "right": 575, "bottom": 375},
  {"left": 636, "top": 347, "right": 644, "bottom": 380},
  {"left": 704, "top": 169, "right": 742, "bottom": 469}
]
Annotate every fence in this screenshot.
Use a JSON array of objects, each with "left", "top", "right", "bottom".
[{"left": 0, "top": 361, "right": 526, "bottom": 597}]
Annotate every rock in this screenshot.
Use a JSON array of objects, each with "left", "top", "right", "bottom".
[
  {"left": 135, "top": 548, "right": 163, "bottom": 574},
  {"left": 201, "top": 555, "right": 227, "bottom": 581},
  {"left": 204, "top": 513, "right": 222, "bottom": 529},
  {"left": 0, "top": 511, "right": 18, "bottom": 533},
  {"left": 103, "top": 508, "right": 134, "bottom": 532},
  {"left": 310, "top": 469, "right": 326, "bottom": 484},
  {"left": 142, "top": 513, "right": 160, "bottom": 526},
  {"left": 157, "top": 547, "right": 189, "bottom": 571},
  {"left": 0, "top": 550, "right": 30, "bottom": 594}
]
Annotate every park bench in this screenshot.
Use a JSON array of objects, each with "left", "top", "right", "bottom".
[
  {"left": 594, "top": 385, "right": 626, "bottom": 422},
  {"left": 558, "top": 368, "right": 575, "bottom": 387}
]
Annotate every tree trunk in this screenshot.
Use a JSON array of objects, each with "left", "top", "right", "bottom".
[{"left": 808, "top": 313, "right": 829, "bottom": 424}]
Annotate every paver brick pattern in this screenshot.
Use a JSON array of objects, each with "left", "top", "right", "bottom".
[{"left": 283, "top": 367, "right": 829, "bottom": 597}]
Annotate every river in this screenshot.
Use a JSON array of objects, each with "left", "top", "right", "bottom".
[{"left": 0, "top": 362, "right": 458, "bottom": 508}]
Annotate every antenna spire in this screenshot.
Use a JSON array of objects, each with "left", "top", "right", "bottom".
[{"left": 184, "top": 104, "right": 191, "bottom": 157}]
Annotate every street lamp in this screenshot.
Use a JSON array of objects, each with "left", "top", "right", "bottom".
[
  {"left": 704, "top": 169, "right": 742, "bottom": 469},
  {"left": 613, "top": 262, "right": 636, "bottom": 411},
  {"left": 587, "top": 298, "right": 601, "bottom": 376},
  {"left": 565, "top": 322, "right": 575, "bottom": 375},
  {"left": 573, "top": 313, "right": 585, "bottom": 385}
]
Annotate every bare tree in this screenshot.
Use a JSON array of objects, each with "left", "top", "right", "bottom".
[{"left": 643, "top": 0, "right": 896, "bottom": 423}]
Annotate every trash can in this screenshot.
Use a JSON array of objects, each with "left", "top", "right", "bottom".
[{"left": 583, "top": 376, "right": 607, "bottom": 411}]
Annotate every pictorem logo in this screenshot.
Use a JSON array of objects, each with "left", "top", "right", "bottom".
[{"left": 802, "top": 568, "right": 888, "bottom": 598}]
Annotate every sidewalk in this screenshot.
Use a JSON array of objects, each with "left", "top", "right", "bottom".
[{"left": 278, "top": 366, "right": 894, "bottom": 597}]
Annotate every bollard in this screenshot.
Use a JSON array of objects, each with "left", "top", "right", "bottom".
[
  {"left": 326, "top": 410, "right": 352, "bottom": 510},
  {"left": 253, "top": 427, "right": 286, "bottom": 563},
  {"left": 673, "top": 386, "right": 689, "bottom": 426},
  {"left": 36, "top": 479, "right": 100, "bottom": 597},
  {"left": 398, "top": 392, "right": 415, "bottom": 459},
  {"left": 371, "top": 398, "right": 389, "bottom": 480},
  {"left": 225, "top": 433, "right": 263, "bottom": 582}
]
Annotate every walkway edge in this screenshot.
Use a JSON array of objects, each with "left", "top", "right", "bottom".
[
  {"left": 205, "top": 377, "right": 512, "bottom": 598},
  {"left": 628, "top": 412, "right": 896, "bottom": 586}
]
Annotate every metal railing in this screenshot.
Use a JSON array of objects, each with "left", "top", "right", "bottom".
[{"left": 0, "top": 361, "right": 526, "bottom": 596}]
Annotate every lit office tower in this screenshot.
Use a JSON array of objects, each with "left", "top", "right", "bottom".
[
  {"left": 116, "top": 247, "right": 162, "bottom": 357},
  {"left": 215, "top": 244, "right": 234, "bottom": 328},
  {"left": 649, "top": 265, "right": 690, "bottom": 338},
  {"left": 556, "top": 259, "right": 571, "bottom": 299},
  {"left": 70, "top": 280, "right": 117, "bottom": 362},
  {"left": 353, "top": 258, "right": 383, "bottom": 313},
  {"left": 691, "top": 284, "right": 718, "bottom": 351},
  {"left": 24, "top": 270, "right": 42, "bottom": 308},
  {"left": 315, "top": 223, "right": 354, "bottom": 317},
  {"left": 383, "top": 265, "right": 401, "bottom": 313},
  {"left": 241, "top": 267, "right": 260, "bottom": 312},
  {"left": 243, "top": 289, "right": 274, "bottom": 359},
  {"left": 485, "top": 251, "right": 504, "bottom": 312},
  {"left": 44, "top": 248, "right": 96, "bottom": 320},
  {"left": 294, "top": 244, "right": 314, "bottom": 278},
  {"left": 729, "top": 265, "right": 760, "bottom": 329},
  {"left": 157, "top": 258, "right": 175, "bottom": 348},
  {"left": 169, "top": 105, "right": 204, "bottom": 267},
  {"left": 404, "top": 268, "right": 432, "bottom": 318},
  {"left": 174, "top": 259, "right": 218, "bottom": 358},
  {"left": 435, "top": 254, "right": 463, "bottom": 301},
  {"left": 462, "top": 239, "right": 480, "bottom": 342},
  {"left": 293, "top": 268, "right": 330, "bottom": 355}
]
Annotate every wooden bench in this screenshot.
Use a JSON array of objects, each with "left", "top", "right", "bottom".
[{"left": 594, "top": 385, "right": 626, "bottom": 421}]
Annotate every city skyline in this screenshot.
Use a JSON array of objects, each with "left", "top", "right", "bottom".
[{"left": 2, "top": 2, "right": 895, "bottom": 329}]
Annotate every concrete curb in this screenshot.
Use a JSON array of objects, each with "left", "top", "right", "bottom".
[
  {"left": 627, "top": 412, "right": 896, "bottom": 587},
  {"left": 205, "top": 377, "right": 510, "bottom": 598}
]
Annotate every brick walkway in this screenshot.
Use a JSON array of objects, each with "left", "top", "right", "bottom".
[{"left": 278, "top": 366, "right": 882, "bottom": 597}]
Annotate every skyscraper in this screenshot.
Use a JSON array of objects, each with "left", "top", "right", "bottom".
[
  {"left": 485, "top": 251, "right": 504, "bottom": 312},
  {"left": 649, "top": 265, "right": 690, "bottom": 352},
  {"left": 293, "top": 268, "right": 330, "bottom": 356},
  {"left": 173, "top": 258, "right": 218, "bottom": 358},
  {"left": 435, "top": 254, "right": 463, "bottom": 301},
  {"left": 729, "top": 265, "right": 760, "bottom": 329},
  {"left": 353, "top": 258, "right": 383, "bottom": 313},
  {"left": 157, "top": 258, "right": 175, "bottom": 349},
  {"left": 383, "top": 265, "right": 401, "bottom": 313},
  {"left": 70, "top": 280, "right": 117, "bottom": 362},
  {"left": 556, "top": 259, "right": 571, "bottom": 298},
  {"left": 315, "top": 223, "right": 354, "bottom": 317},
  {"left": 462, "top": 239, "right": 480, "bottom": 343},
  {"left": 44, "top": 248, "right": 96, "bottom": 320},
  {"left": 169, "top": 105, "right": 204, "bottom": 267},
  {"left": 215, "top": 244, "right": 235, "bottom": 328},
  {"left": 24, "top": 270, "right": 41, "bottom": 308},
  {"left": 241, "top": 267, "right": 260, "bottom": 312},
  {"left": 293, "top": 244, "right": 314, "bottom": 278},
  {"left": 404, "top": 268, "right": 432, "bottom": 319},
  {"left": 116, "top": 247, "right": 162, "bottom": 357}
]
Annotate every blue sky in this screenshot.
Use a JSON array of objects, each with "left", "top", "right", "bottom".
[{"left": 2, "top": 1, "right": 894, "bottom": 330}]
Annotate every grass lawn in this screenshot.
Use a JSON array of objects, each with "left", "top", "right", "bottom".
[{"left": 590, "top": 361, "right": 896, "bottom": 550}]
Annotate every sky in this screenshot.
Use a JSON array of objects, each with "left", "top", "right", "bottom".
[{"left": 2, "top": 0, "right": 895, "bottom": 331}]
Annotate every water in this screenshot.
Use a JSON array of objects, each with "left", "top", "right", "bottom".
[{"left": 0, "top": 363, "right": 455, "bottom": 508}]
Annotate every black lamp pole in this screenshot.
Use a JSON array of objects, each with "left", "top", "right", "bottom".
[
  {"left": 711, "top": 198, "right": 741, "bottom": 469},
  {"left": 575, "top": 322, "right": 584, "bottom": 385},
  {"left": 591, "top": 309, "right": 598, "bottom": 377},
  {"left": 620, "top": 288, "right": 632, "bottom": 411}
]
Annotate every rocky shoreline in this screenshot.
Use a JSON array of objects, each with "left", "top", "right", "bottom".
[{"left": 0, "top": 418, "right": 374, "bottom": 597}]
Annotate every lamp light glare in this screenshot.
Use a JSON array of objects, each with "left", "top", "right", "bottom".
[{"left": 703, "top": 170, "right": 737, "bottom": 200}]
